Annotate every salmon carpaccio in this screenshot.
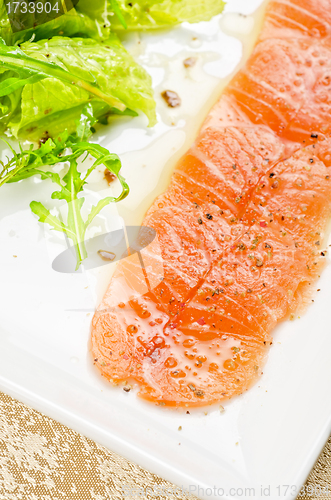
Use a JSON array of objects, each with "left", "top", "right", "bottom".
[{"left": 91, "top": 0, "right": 331, "bottom": 406}]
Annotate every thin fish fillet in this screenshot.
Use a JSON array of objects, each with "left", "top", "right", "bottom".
[{"left": 91, "top": 0, "right": 331, "bottom": 406}]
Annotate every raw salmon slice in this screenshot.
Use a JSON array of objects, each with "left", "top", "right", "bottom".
[{"left": 91, "top": 0, "right": 331, "bottom": 406}]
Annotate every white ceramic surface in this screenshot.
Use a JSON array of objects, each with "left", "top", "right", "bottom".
[{"left": 0, "top": 2, "right": 330, "bottom": 499}]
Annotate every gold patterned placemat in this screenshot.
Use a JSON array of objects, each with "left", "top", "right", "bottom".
[{"left": 0, "top": 392, "right": 330, "bottom": 500}]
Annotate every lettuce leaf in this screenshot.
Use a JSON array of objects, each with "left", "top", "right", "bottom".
[
  {"left": 78, "top": 0, "right": 226, "bottom": 30},
  {"left": 0, "top": 35, "right": 155, "bottom": 139},
  {"left": 76, "top": 0, "right": 112, "bottom": 28},
  {"left": 14, "top": 101, "right": 134, "bottom": 143},
  {"left": 0, "top": 68, "right": 21, "bottom": 134},
  {"left": 0, "top": 1, "right": 107, "bottom": 45},
  {"left": 0, "top": 0, "right": 224, "bottom": 142},
  {"left": 18, "top": 8, "right": 107, "bottom": 42},
  {"left": 12, "top": 78, "right": 90, "bottom": 138}
]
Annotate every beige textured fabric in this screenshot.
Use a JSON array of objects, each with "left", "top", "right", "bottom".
[{"left": 0, "top": 392, "right": 330, "bottom": 500}]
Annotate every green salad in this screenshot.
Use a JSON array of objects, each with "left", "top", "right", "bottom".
[{"left": 0, "top": 0, "right": 225, "bottom": 268}]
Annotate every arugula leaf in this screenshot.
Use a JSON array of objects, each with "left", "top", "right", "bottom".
[
  {"left": 0, "top": 73, "right": 44, "bottom": 95},
  {"left": 0, "top": 98, "right": 92, "bottom": 185},
  {"left": 0, "top": 105, "right": 129, "bottom": 269},
  {"left": 30, "top": 146, "right": 128, "bottom": 269},
  {"left": 30, "top": 202, "right": 70, "bottom": 233},
  {"left": 0, "top": 135, "right": 66, "bottom": 187},
  {"left": 14, "top": 101, "right": 111, "bottom": 143},
  {"left": 74, "top": 103, "right": 97, "bottom": 142}
]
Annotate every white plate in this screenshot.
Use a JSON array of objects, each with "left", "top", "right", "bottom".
[{"left": 0, "top": 2, "right": 330, "bottom": 499}]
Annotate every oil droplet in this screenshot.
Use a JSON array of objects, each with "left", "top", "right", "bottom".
[
  {"left": 183, "top": 338, "right": 196, "bottom": 348},
  {"left": 209, "top": 362, "right": 219, "bottom": 372},
  {"left": 152, "top": 336, "right": 165, "bottom": 347},
  {"left": 140, "top": 309, "right": 151, "bottom": 319},
  {"left": 224, "top": 359, "right": 238, "bottom": 371},
  {"left": 127, "top": 325, "right": 138, "bottom": 334},
  {"left": 118, "top": 302, "right": 125, "bottom": 308},
  {"left": 185, "top": 351, "right": 195, "bottom": 360},
  {"left": 171, "top": 369, "right": 186, "bottom": 378},
  {"left": 197, "top": 355, "right": 207, "bottom": 364},
  {"left": 165, "top": 357, "right": 177, "bottom": 368}
]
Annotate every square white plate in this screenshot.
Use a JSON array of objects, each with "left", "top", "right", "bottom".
[{"left": 0, "top": 1, "right": 330, "bottom": 499}]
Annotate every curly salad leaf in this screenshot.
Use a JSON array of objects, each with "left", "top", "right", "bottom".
[
  {"left": 31, "top": 144, "right": 128, "bottom": 270},
  {"left": 78, "top": 0, "right": 226, "bottom": 30},
  {"left": 0, "top": 105, "right": 129, "bottom": 269},
  {"left": 0, "top": 34, "right": 156, "bottom": 140}
]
